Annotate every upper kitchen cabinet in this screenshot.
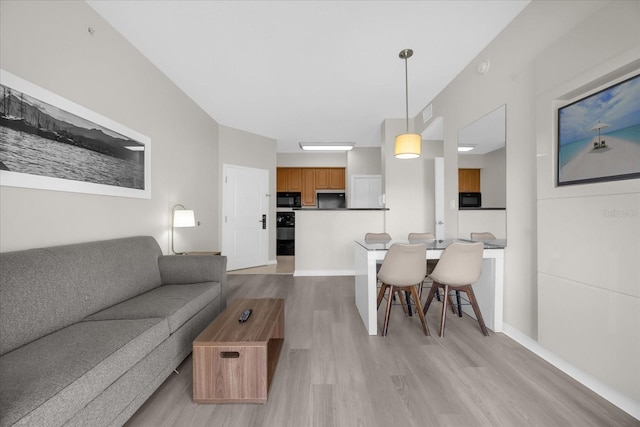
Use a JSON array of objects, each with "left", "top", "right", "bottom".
[
  {"left": 302, "top": 168, "right": 316, "bottom": 206},
  {"left": 277, "top": 168, "right": 302, "bottom": 192},
  {"left": 277, "top": 167, "right": 346, "bottom": 206},
  {"left": 458, "top": 168, "right": 481, "bottom": 192},
  {"left": 315, "top": 168, "right": 345, "bottom": 189}
]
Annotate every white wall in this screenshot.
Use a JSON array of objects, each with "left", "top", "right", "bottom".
[
  {"left": 277, "top": 152, "right": 347, "bottom": 167},
  {"left": 0, "top": 0, "right": 220, "bottom": 253},
  {"left": 407, "top": 0, "right": 639, "bottom": 412},
  {"left": 534, "top": 1, "right": 640, "bottom": 404},
  {"left": 413, "top": 0, "right": 610, "bottom": 339},
  {"left": 482, "top": 147, "right": 506, "bottom": 207},
  {"left": 347, "top": 147, "right": 381, "bottom": 176},
  {"left": 382, "top": 119, "right": 443, "bottom": 240},
  {"left": 218, "top": 125, "right": 277, "bottom": 261}
]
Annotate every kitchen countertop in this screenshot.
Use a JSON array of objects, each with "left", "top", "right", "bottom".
[
  {"left": 459, "top": 207, "right": 506, "bottom": 210},
  {"left": 293, "top": 208, "right": 389, "bottom": 211}
]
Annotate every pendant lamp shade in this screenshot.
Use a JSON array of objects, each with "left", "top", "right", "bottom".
[
  {"left": 394, "top": 48, "right": 421, "bottom": 159},
  {"left": 395, "top": 133, "right": 421, "bottom": 159}
]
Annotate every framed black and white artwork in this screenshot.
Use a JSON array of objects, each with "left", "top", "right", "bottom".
[{"left": 0, "top": 70, "right": 151, "bottom": 198}]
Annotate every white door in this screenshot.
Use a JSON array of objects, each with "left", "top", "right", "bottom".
[
  {"left": 222, "top": 165, "right": 269, "bottom": 270},
  {"left": 351, "top": 175, "right": 382, "bottom": 208},
  {"left": 434, "top": 157, "right": 445, "bottom": 239}
]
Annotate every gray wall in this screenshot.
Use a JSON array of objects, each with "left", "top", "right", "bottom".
[{"left": 0, "top": 0, "right": 221, "bottom": 253}]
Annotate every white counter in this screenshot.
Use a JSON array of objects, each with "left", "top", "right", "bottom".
[{"left": 293, "top": 209, "right": 387, "bottom": 276}]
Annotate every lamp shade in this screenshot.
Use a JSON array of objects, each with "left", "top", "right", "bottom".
[
  {"left": 173, "top": 209, "right": 195, "bottom": 227},
  {"left": 394, "top": 133, "right": 421, "bottom": 159}
]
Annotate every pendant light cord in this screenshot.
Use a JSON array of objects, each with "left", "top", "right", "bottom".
[{"left": 404, "top": 55, "right": 409, "bottom": 133}]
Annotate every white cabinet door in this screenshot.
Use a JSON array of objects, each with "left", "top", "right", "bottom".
[{"left": 350, "top": 175, "right": 382, "bottom": 208}]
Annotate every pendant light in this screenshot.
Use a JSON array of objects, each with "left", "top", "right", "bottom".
[{"left": 394, "top": 49, "right": 421, "bottom": 159}]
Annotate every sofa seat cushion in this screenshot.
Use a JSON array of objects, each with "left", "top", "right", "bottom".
[
  {"left": 0, "top": 318, "right": 169, "bottom": 427},
  {"left": 84, "top": 282, "right": 221, "bottom": 334}
]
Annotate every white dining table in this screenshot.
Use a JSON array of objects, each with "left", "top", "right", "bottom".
[{"left": 353, "top": 239, "right": 506, "bottom": 336}]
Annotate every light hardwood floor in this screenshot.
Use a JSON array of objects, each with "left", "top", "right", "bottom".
[
  {"left": 124, "top": 274, "right": 638, "bottom": 427},
  {"left": 228, "top": 256, "right": 295, "bottom": 275}
]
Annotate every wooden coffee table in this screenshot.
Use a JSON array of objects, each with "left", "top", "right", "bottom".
[{"left": 192, "top": 298, "right": 285, "bottom": 403}]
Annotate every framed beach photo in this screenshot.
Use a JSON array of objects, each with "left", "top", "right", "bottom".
[
  {"left": 557, "top": 73, "right": 640, "bottom": 186},
  {"left": 0, "top": 70, "right": 151, "bottom": 198}
]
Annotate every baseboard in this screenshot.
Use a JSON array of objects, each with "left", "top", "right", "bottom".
[
  {"left": 502, "top": 323, "right": 639, "bottom": 421},
  {"left": 293, "top": 269, "right": 355, "bottom": 277}
]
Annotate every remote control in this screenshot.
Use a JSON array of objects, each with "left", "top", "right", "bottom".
[{"left": 238, "top": 309, "right": 253, "bottom": 323}]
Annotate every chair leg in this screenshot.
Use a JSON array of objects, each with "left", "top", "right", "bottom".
[
  {"left": 376, "top": 283, "right": 388, "bottom": 310},
  {"left": 410, "top": 285, "right": 429, "bottom": 336},
  {"left": 447, "top": 292, "right": 458, "bottom": 315},
  {"left": 455, "top": 290, "right": 462, "bottom": 317},
  {"left": 439, "top": 284, "right": 450, "bottom": 337},
  {"left": 382, "top": 285, "right": 394, "bottom": 336},
  {"left": 397, "top": 290, "right": 409, "bottom": 315},
  {"left": 422, "top": 283, "right": 439, "bottom": 315},
  {"left": 405, "top": 291, "right": 413, "bottom": 317},
  {"left": 464, "top": 285, "right": 489, "bottom": 336}
]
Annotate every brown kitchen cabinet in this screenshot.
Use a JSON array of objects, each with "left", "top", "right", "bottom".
[
  {"left": 301, "top": 169, "right": 316, "bottom": 206},
  {"left": 277, "top": 167, "right": 346, "bottom": 206},
  {"left": 277, "top": 168, "right": 302, "bottom": 192},
  {"left": 315, "top": 168, "right": 345, "bottom": 190},
  {"left": 458, "top": 168, "right": 481, "bottom": 192},
  {"left": 328, "top": 168, "right": 345, "bottom": 189},
  {"left": 315, "top": 168, "right": 330, "bottom": 189}
]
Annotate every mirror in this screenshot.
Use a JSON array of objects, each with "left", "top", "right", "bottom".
[{"left": 457, "top": 105, "right": 506, "bottom": 239}]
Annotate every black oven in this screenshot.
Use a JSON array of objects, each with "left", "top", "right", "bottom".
[
  {"left": 276, "top": 212, "right": 295, "bottom": 255},
  {"left": 277, "top": 192, "right": 301, "bottom": 208},
  {"left": 459, "top": 192, "right": 482, "bottom": 208}
]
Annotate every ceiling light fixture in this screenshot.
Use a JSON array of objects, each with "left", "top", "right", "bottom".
[
  {"left": 299, "top": 142, "right": 355, "bottom": 151},
  {"left": 458, "top": 145, "right": 476, "bottom": 152},
  {"left": 394, "top": 49, "right": 421, "bottom": 159}
]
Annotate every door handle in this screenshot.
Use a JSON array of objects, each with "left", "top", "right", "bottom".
[{"left": 261, "top": 214, "right": 267, "bottom": 229}]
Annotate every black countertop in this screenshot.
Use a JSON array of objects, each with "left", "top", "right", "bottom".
[
  {"left": 293, "top": 208, "right": 389, "bottom": 211},
  {"left": 459, "top": 207, "right": 506, "bottom": 211}
]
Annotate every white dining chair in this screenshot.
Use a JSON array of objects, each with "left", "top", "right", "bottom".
[
  {"left": 422, "top": 241, "right": 488, "bottom": 337},
  {"left": 376, "top": 243, "right": 430, "bottom": 336}
]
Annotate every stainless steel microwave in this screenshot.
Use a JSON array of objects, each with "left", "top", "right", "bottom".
[
  {"left": 277, "top": 192, "right": 301, "bottom": 208},
  {"left": 459, "top": 192, "right": 481, "bottom": 208}
]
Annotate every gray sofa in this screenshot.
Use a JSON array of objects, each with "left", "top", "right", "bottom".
[{"left": 0, "top": 236, "right": 227, "bottom": 427}]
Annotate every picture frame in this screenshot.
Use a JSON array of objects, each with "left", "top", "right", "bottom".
[
  {"left": 556, "top": 73, "right": 640, "bottom": 186},
  {"left": 0, "top": 69, "right": 151, "bottom": 198}
]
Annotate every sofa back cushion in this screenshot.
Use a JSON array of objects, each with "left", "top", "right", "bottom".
[{"left": 0, "top": 236, "right": 162, "bottom": 355}]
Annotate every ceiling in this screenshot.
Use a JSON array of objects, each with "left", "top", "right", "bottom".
[{"left": 87, "top": 1, "right": 529, "bottom": 153}]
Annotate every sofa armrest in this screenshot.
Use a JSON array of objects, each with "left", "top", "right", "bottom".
[{"left": 158, "top": 255, "right": 227, "bottom": 299}]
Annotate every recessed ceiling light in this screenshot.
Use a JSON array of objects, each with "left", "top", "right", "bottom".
[
  {"left": 299, "top": 142, "right": 355, "bottom": 151},
  {"left": 458, "top": 145, "right": 476, "bottom": 152}
]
